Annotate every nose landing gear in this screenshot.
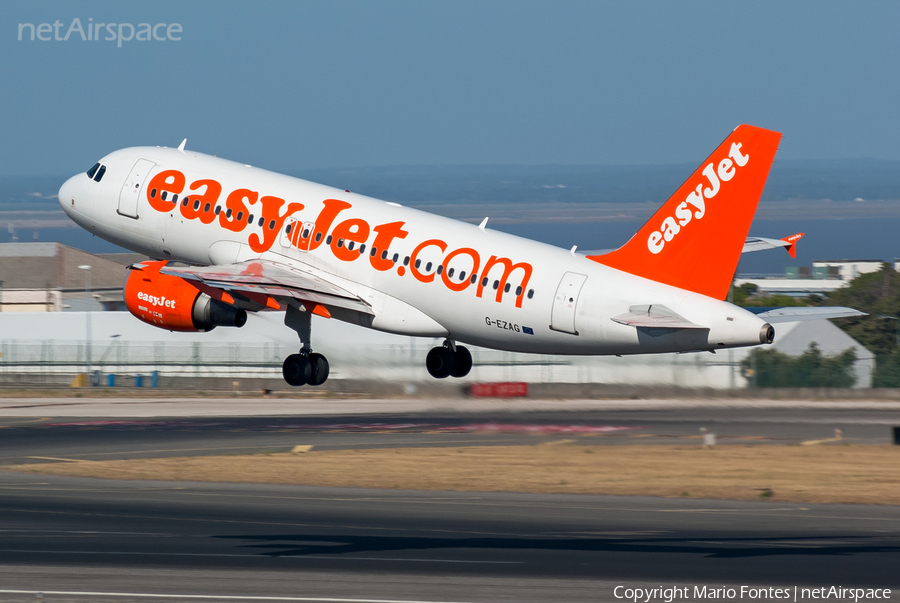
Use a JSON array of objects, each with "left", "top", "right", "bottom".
[
  {"left": 282, "top": 304, "right": 330, "bottom": 387},
  {"left": 426, "top": 340, "right": 472, "bottom": 379}
]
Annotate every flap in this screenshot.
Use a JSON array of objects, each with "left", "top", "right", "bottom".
[
  {"left": 611, "top": 304, "right": 705, "bottom": 329},
  {"left": 159, "top": 260, "right": 373, "bottom": 315}
]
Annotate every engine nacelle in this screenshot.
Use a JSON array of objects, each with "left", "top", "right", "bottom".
[{"left": 124, "top": 261, "right": 247, "bottom": 332}]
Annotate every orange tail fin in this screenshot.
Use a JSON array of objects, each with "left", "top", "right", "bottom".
[{"left": 588, "top": 124, "right": 781, "bottom": 300}]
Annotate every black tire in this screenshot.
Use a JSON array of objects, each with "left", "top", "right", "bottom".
[
  {"left": 282, "top": 353, "right": 311, "bottom": 386},
  {"left": 451, "top": 345, "right": 472, "bottom": 378},
  {"left": 426, "top": 346, "right": 455, "bottom": 379},
  {"left": 307, "top": 353, "right": 330, "bottom": 386}
]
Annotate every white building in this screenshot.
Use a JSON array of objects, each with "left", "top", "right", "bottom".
[{"left": 735, "top": 260, "right": 886, "bottom": 297}]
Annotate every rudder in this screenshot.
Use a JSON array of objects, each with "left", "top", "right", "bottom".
[{"left": 588, "top": 125, "right": 781, "bottom": 300}]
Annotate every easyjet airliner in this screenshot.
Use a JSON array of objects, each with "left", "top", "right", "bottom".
[{"left": 57, "top": 125, "right": 861, "bottom": 386}]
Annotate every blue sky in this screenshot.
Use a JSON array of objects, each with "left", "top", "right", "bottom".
[{"left": 1, "top": 1, "right": 898, "bottom": 176}]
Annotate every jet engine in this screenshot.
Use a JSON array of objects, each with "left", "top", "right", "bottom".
[{"left": 124, "top": 261, "right": 247, "bottom": 332}]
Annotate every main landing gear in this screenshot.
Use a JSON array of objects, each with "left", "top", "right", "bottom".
[
  {"left": 426, "top": 340, "right": 472, "bottom": 379},
  {"left": 282, "top": 304, "right": 330, "bottom": 387}
]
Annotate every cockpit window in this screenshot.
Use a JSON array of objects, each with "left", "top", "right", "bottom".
[
  {"left": 94, "top": 165, "right": 106, "bottom": 182},
  {"left": 87, "top": 163, "right": 100, "bottom": 179}
]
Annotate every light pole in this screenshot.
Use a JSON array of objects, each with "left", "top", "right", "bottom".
[
  {"left": 877, "top": 315, "right": 900, "bottom": 351},
  {"left": 78, "top": 265, "right": 92, "bottom": 381}
]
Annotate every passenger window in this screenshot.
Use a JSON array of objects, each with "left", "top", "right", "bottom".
[
  {"left": 94, "top": 165, "right": 106, "bottom": 182},
  {"left": 86, "top": 163, "right": 100, "bottom": 179},
  {"left": 182, "top": 198, "right": 189, "bottom": 207},
  {"left": 527, "top": 289, "right": 534, "bottom": 299},
  {"left": 150, "top": 189, "right": 157, "bottom": 198}
]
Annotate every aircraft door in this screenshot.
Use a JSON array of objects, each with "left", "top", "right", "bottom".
[
  {"left": 118, "top": 159, "right": 155, "bottom": 218},
  {"left": 550, "top": 272, "right": 587, "bottom": 335},
  {"left": 291, "top": 221, "right": 316, "bottom": 251}
]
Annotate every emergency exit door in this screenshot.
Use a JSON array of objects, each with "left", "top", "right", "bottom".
[
  {"left": 118, "top": 159, "right": 155, "bottom": 218},
  {"left": 550, "top": 272, "right": 587, "bottom": 335}
]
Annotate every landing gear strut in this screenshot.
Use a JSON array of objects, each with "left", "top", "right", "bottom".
[
  {"left": 282, "top": 304, "right": 330, "bottom": 387},
  {"left": 426, "top": 340, "right": 472, "bottom": 379}
]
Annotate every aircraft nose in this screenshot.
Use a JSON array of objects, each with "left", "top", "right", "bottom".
[{"left": 58, "top": 174, "right": 81, "bottom": 214}]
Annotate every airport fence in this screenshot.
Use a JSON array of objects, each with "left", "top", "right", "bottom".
[{"left": 0, "top": 339, "right": 291, "bottom": 381}]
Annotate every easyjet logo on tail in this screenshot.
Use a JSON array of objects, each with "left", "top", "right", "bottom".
[{"left": 647, "top": 142, "right": 750, "bottom": 255}]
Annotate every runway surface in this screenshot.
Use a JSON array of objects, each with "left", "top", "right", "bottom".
[
  {"left": 1, "top": 407, "right": 898, "bottom": 466},
  {"left": 1, "top": 400, "right": 898, "bottom": 602},
  {"left": 0, "top": 471, "right": 899, "bottom": 603}
]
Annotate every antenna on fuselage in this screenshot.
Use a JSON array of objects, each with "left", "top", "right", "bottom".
[
  {"left": 177, "top": 139, "right": 187, "bottom": 153},
  {"left": 478, "top": 217, "right": 489, "bottom": 231}
]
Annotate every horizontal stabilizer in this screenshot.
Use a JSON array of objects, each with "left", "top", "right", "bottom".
[
  {"left": 155, "top": 260, "right": 373, "bottom": 315},
  {"left": 611, "top": 304, "right": 706, "bottom": 329},
  {"left": 744, "top": 306, "right": 867, "bottom": 323}
]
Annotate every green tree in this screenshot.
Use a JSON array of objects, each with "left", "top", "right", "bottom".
[
  {"left": 827, "top": 264, "right": 900, "bottom": 357},
  {"left": 743, "top": 343, "right": 856, "bottom": 388}
]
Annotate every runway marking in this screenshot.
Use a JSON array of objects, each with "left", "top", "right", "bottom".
[
  {"left": 0, "top": 590, "right": 476, "bottom": 603},
  {"left": 801, "top": 437, "right": 844, "bottom": 446},
  {"left": 0, "top": 549, "right": 522, "bottom": 565},
  {"left": 25, "top": 456, "right": 83, "bottom": 462}
]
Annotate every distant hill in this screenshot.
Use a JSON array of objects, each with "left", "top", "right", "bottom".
[{"left": 2, "top": 159, "right": 899, "bottom": 212}]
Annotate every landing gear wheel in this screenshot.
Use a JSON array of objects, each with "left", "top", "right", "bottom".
[
  {"left": 450, "top": 346, "right": 472, "bottom": 378},
  {"left": 426, "top": 346, "right": 456, "bottom": 379},
  {"left": 307, "top": 352, "right": 330, "bottom": 386},
  {"left": 282, "top": 353, "right": 311, "bottom": 386}
]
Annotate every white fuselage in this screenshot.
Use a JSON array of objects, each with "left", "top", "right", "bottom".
[{"left": 58, "top": 146, "right": 769, "bottom": 356}]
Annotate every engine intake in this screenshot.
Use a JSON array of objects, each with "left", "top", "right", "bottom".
[
  {"left": 759, "top": 323, "right": 775, "bottom": 344},
  {"left": 125, "top": 261, "right": 246, "bottom": 332}
]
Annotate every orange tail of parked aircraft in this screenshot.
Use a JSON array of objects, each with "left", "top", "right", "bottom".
[{"left": 589, "top": 124, "right": 782, "bottom": 300}]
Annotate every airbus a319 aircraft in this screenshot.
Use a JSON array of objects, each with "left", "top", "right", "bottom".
[{"left": 58, "top": 125, "right": 862, "bottom": 386}]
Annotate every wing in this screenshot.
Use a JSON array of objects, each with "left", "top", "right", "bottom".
[
  {"left": 742, "top": 232, "right": 804, "bottom": 258},
  {"left": 611, "top": 304, "right": 706, "bottom": 329},
  {"left": 744, "top": 306, "right": 867, "bottom": 323},
  {"left": 158, "top": 260, "right": 373, "bottom": 315}
]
